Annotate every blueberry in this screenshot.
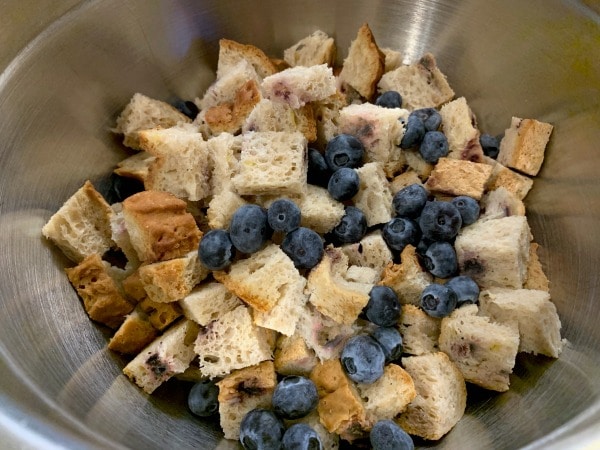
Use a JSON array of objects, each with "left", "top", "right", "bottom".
[
  {"left": 364, "top": 286, "right": 401, "bottom": 327},
  {"left": 272, "top": 376, "right": 318, "bottom": 420},
  {"left": 325, "top": 134, "right": 364, "bottom": 171},
  {"left": 187, "top": 379, "right": 219, "bottom": 417},
  {"left": 281, "top": 227, "right": 324, "bottom": 270},
  {"left": 446, "top": 275, "right": 480, "bottom": 305},
  {"left": 480, "top": 133, "right": 500, "bottom": 159},
  {"left": 419, "top": 131, "right": 449, "bottom": 164},
  {"left": 198, "top": 229, "right": 235, "bottom": 270},
  {"left": 173, "top": 99, "right": 200, "bottom": 120},
  {"left": 370, "top": 419, "right": 414, "bottom": 450},
  {"left": 329, "top": 206, "right": 367, "bottom": 244},
  {"left": 375, "top": 91, "right": 403, "bottom": 109},
  {"left": 268, "top": 198, "right": 301, "bottom": 233},
  {"left": 239, "top": 409, "right": 285, "bottom": 450},
  {"left": 340, "top": 335, "right": 386, "bottom": 384},
  {"left": 307, "top": 148, "right": 332, "bottom": 187},
  {"left": 229, "top": 205, "right": 272, "bottom": 254},
  {"left": 451, "top": 195, "right": 480, "bottom": 226},
  {"left": 411, "top": 107, "right": 442, "bottom": 132},
  {"left": 420, "top": 283, "right": 458, "bottom": 318},
  {"left": 105, "top": 173, "right": 144, "bottom": 204},
  {"left": 327, "top": 168, "right": 360, "bottom": 201},
  {"left": 392, "top": 183, "right": 428, "bottom": 218},
  {"left": 418, "top": 201, "right": 462, "bottom": 242},
  {"left": 281, "top": 424, "right": 323, "bottom": 450},
  {"left": 382, "top": 218, "right": 421, "bottom": 252},
  {"left": 371, "top": 327, "right": 403, "bottom": 363},
  {"left": 422, "top": 241, "right": 458, "bottom": 278},
  {"left": 400, "top": 114, "right": 426, "bottom": 149}
]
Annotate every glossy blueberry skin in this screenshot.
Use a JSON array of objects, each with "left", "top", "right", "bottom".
[
  {"left": 451, "top": 195, "right": 480, "bottom": 226},
  {"left": 422, "top": 241, "right": 458, "bottom": 278},
  {"left": 272, "top": 376, "right": 319, "bottom": 420},
  {"left": 327, "top": 167, "right": 360, "bottom": 201},
  {"left": 281, "top": 424, "right": 323, "bottom": 450},
  {"left": 420, "top": 283, "right": 458, "bottom": 318},
  {"left": 173, "top": 99, "right": 200, "bottom": 120},
  {"left": 419, "top": 201, "right": 462, "bottom": 242},
  {"left": 400, "top": 114, "right": 426, "bottom": 149},
  {"left": 239, "top": 409, "right": 285, "bottom": 450},
  {"left": 267, "top": 198, "right": 301, "bottom": 233},
  {"left": 392, "top": 183, "right": 428, "bottom": 218},
  {"left": 480, "top": 133, "right": 500, "bottom": 159},
  {"left": 341, "top": 335, "right": 386, "bottom": 384},
  {"left": 281, "top": 227, "right": 324, "bottom": 270},
  {"left": 105, "top": 173, "right": 144, "bottom": 204},
  {"left": 370, "top": 419, "right": 415, "bottom": 450},
  {"left": 229, "top": 205, "right": 272, "bottom": 254},
  {"left": 307, "top": 148, "right": 332, "bottom": 187},
  {"left": 371, "top": 327, "right": 403, "bottom": 363},
  {"left": 187, "top": 379, "right": 219, "bottom": 417},
  {"left": 419, "top": 130, "right": 449, "bottom": 164},
  {"left": 411, "top": 107, "right": 442, "bottom": 132},
  {"left": 446, "top": 275, "right": 480, "bottom": 305},
  {"left": 330, "top": 206, "right": 368, "bottom": 244},
  {"left": 375, "top": 91, "right": 403, "bottom": 109},
  {"left": 382, "top": 218, "right": 421, "bottom": 252},
  {"left": 198, "top": 229, "right": 235, "bottom": 270},
  {"left": 364, "top": 286, "right": 401, "bottom": 327},
  {"left": 325, "top": 134, "right": 365, "bottom": 171}
]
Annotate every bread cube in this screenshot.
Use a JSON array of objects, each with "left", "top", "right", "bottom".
[
  {"left": 113, "top": 151, "right": 155, "bottom": 183},
  {"left": 498, "top": 117, "right": 553, "bottom": 176},
  {"left": 403, "top": 149, "right": 434, "bottom": 180},
  {"left": 243, "top": 99, "right": 317, "bottom": 142},
  {"left": 341, "top": 230, "right": 394, "bottom": 277},
  {"left": 137, "top": 297, "right": 182, "bottom": 331},
  {"left": 379, "top": 245, "right": 433, "bottom": 305},
  {"left": 424, "top": 157, "right": 493, "bottom": 200},
  {"left": 179, "top": 282, "right": 242, "bottom": 326},
  {"left": 354, "top": 162, "right": 393, "bottom": 226},
  {"left": 284, "top": 30, "right": 336, "bottom": 68},
  {"left": 484, "top": 157, "right": 534, "bottom": 200},
  {"left": 108, "top": 308, "right": 158, "bottom": 355},
  {"left": 439, "top": 97, "right": 485, "bottom": 163},
  {"left": 216, "top": 39, "right": 277, "bottom": 81},
  {"left": 390, "top": 171, "right": 422, "bottom": 194},
  {"left": 479, "top": 187, "right": 526, "bottom": 222},
  {"left": 312, "top": 91, "right": 348, "bottom": 148},
  {"left": 381, "top": 47, "right": 403, "bottom": 72},
  {"left": 524, "top": 242, "right": 550, "bottom": 292},
  {"left": 274, "top": 335, "right": 318, "bottom": 377},
  {"left": 399, "top": 304, "right": 441, "bottom": 355}
]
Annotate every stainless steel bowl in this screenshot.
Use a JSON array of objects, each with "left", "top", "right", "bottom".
[{"left": 1, "top": 1, "right": 599, "bottom": 448}]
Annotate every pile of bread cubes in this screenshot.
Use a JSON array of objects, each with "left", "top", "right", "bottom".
[{"left": 41, "top": 23, "right": 562, "bottom": 446}]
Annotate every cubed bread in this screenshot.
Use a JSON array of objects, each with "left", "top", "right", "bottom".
[
  {"left": 353, "top": 162, "right": 393, "bottom": 226},
  {"left": 497, "top": 117, "right": 553, "bottom": 176},
  {"left": 399, "top": 304, "right": 441, "bottom": 355},
  {"left": 123, "top": 319, "right": 199, "bottom": 394},
  {"left": 108, "top": 307, "right": 158, "bottom": 355},
  {"left": 242, "top": 98, "right": 317, "bottom": 142},
  {"left": 479, "top": 287, "right": 562, "bottom": 358},
  {"left": 179, "top": 282, "right": 243, "bottom": 326},
  {"left": 439, "top": 304, "right": 520, "bottom": 392},
  {"left": 439, "top": 97, "right": 485, "bottom": 163},
  {"left": 109, "top": 204, "right": 140, "bottom": 267},
  {"left": 138, "top": 297, "right": 183, "bottom": 331},
  {"left": 379, "top": 245, "right": 433, "bottom": 305},
  {"left": 397, "top": 352, "right": 467, "bottom": 441},
  {"left": 381, "top": 47, "right": 403, "bottom": 72},
  {"left": 344, "top": 265, "right": 379, "bottom": 284},
  {"left": 524, "top": 242, "right": 550, "bottom": 292},
  {"left": 390, "top": 170, "right": 422, "bottom": 194},
  {"left": 216, "top": 39, "right": 278, "bottom": 80},
  {"left": 283, "top": 30, "right": 336, "bottom": 68},
  {"left": 341, "top": 230, "right": 393, "bottom": 277},
  {"left": 378, "top": 53, "right": 454, "bottom": 110},
  {"left": 274, "top": 335, "right": 318, "bottom": 377},
  {"left": 454, "top": 216, "right": 531, "bottom": 289},
  {"left": 403, "top": 149, "right": 434, "bottom": 180},
  {"left": 122, "top": 269, "right": 147, "bottom": 302},
  {"left": 484, "top": 157, "right": 534, "bottom": 200},
  {"left": 206, "top": 131, "right": 243, "bottom": 193},
  {"left": 479, "top": 187, "right": 526, "bottom": 221},
  {"left": 113, "top": 151, "right": 155, "bottom": 183},
  {"left": 42, "top": 180, "right": 114, "bottom": 263},
  {"left": 312, "top": 91, "right": 348, "bottom": 148},
  {"left": 424, "top": 157, "right": 493, "bottom": 200},
  {"left": 206, "top": 190, "right": 247, "bottom": 230}
]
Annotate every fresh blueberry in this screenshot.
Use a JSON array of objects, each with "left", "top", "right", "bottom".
[
  {"left": 411, "top": 107, "right": 442, "bottom": 132},
  {"left": 325, "top": 134, "right": 364, "bottom": 171},
  {"left": 446, "top": 275, "right": 480, "bottom": 305},
  {"left": 392, "top": 183, "right": 428, "bottom": 218},
  {"left": 198, "top": 229, "right": 235, "bottom": 270},
  {"left": 272, "top": 376, "right": 318, "bottom": 420},
  {"left": 370, "top": 419, "right": 414, "bottom": 450},
  {"left": 327, "top": 168, "right": 360, "bottom": 201},
  {"left": 187, "top": 379, "right": 219, "bottom": 417},
  {"left": 382, "top": 218, "right": 421, "bottom": 252},
  {"left": 281, "top": 423, "right": 323, "bottom": 450},
  {"left": 173, "top": 99, "right": 200, "bottom": 120},
  {"left": 239, "top": 409, "right": 285, "bottom": 450},
  {"left": 419, "top": 131, "right": 449, "bottom": 164},
  {"left": 307, "top": 148, "right": 332, "bottom": 187},
  {"left": 340, "top": 334, "right": 386, "bottom": 384},
  {"left": 268, "top": 198, "right": 301, "bottom": 233},
  {"left": 105, "top": 173, "right": 144, "bottom": 204},
  {"left": 375, "top": 91, "right": 403, "bottom": 109},
  {"left": 400, "top": 114, "right": 426, "bottom": 149},
  {"left": 229, "top": 204, "right": 272, "bottom": 254},
  {"left": 416, "top": 236, "right": 434, "bottom": 256},
  {"left": 364, "top": 286, "right": 401, "bottom": 327},
  {"left": 420, "top": 283, "right": 458, "bottom": 318},
  {"left": 422, "top": 241, "right": 458, "bottom": 278},
  {"left": 371, "top": 327, "right": 403, "bottom": 363},
  {"left": 281, "top": 227, "right": 324, "bottom": 270},
  {"left": 329, "top": 206, "right": 367, "bottom": 244},
  {"left": 480, "top": 133, "right": 500, "bottom": 159},
  {"left": 418, "top": 201, "right": 462, "bottom": 241},
  {"left": 451, "top": 195, "right": 480, "bottom": 226}
]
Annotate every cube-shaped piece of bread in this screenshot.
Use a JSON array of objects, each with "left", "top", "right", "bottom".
[
  {"left": 524, "top": 243, "right": 550, "bottom": 292},
  {"left": 313, "top": 91, "right": 348, "bottom": 148},
  {"left": 42, "top": 181, "right": 114, "bottom": 263},
  {"left": 243, "top": 99, "right": 317, "bottom": 142},
  {"left": 217, "top": 361, "right": 277, "bottom": 440},
  {"left": 216, "top": 39, "right": 278, "bottom": 81},
  {"left": 424, "top": 157, "right": 493, "bottom": 200},
  {"left": 397, "top": 352, "right": 467, "bottom": 441},
  {"left": 379, "top": 245, "right": 433, "bottom": 305},
  {"left": 274, "top": 335, "right": 318, "bottom": 377},
  {"left": 138, "top": 297, "right": 182, "bottom": 331},
  {"left": 354, "top": 162, "right": 393, "bottom": 226},
  {"left": 109, "top": 203, "right": 140, "bottom": 267},
  {"left": 403, "top": 149, "right": 434, "bottom": 180},
  {"left": 439, "top": 97, "right": 485, "bottom": 163},
  {"left": 378, "top": 53, "right": 454, "bottom": 110},
  {"left": 455, "top": 216, "right": 531, "bottom": 288},
  {"left": 390, "top": 171, "right": 422, "bottom": 194},
  {"left": 108, "top": 308, "right": 158, "bottom": 355},
  {"left": 341, "top": 230, "right": 394, "bottom": 277},
  {"left": 439, "top": 304, "right": 520, "bottom": 392},
  {"left": 484, "top": 157, "right": 534, "bottom": 200},
  {"left": 381, "top": 47, "right": 403, "bottom": 72},
  {"left": 123, "top": 319, "right": 198, "bottom": 394},
  {"left": 122, "top": 269, "right": 147, "bottom": 301},
  {"left": 179, "top": 282, "right": 243, "bottom": 326},
  {"left": 479, "top": 287, "right": 562, "bottom": 358},
  {"left": 206, "top": 189, "right": 247, "bottom": 230},
  {"left": 284, "top": 30, "right": 336, "bottom": 68},
  {"left": 113, "top": 151, "right": 155, "bottom": 183},
  {"left": 498, "top": 117, "right": 553, "bottom": 176},
  {"left": 399, "top": 304, "right": 441, "bottom": 355},
  {"left": 479, "top": 187, "right": 526, "bottom": 222}
]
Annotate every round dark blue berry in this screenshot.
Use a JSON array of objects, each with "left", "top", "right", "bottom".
[
  {"left": 375, "top": 91, "right": 403, "bottom": 109},
  {"left": 268, "top": 198, "right": 301, "bottom": 233},
  {"left": 382, "top": 218, "right": 421, "bottom": 252},
  {"left": 364, "top": 286, "right": 401, "bottom": 327},
  {"left": 370, "top": 419, "right": 414, "bottom": 450},
  {"left": 325, "top": 134, "right": 364, "bottom": 171},
  {"left": 419, "top": 130, "right": 449, "bottom": 164},
  {"left": 480, "top": 133, "right": 500, "bottom": 159},
  {"left": 392, "top": 183, "right": 428, "bottom": 218},
  {"left": 419, "top": 201, "right": 462, "bottom": 242},
  {"left": 340, "top": 334, "right": 386, "bottom": 384},
  {"left": 400, "top": 114, "right": 426, "bottom": 149},
  {"left": 327, "top": 168, "right": 360, "bottom": 201},
  {"left": 198, "top": 229, "right": 235, "bottom": 270},
  {"left": 281, "top": 423, "right": 323, "bottom": 450},
  {"left": 229, "top": 205, "right": 272, "bottom": 254},
  {"left": 330, "top": 206, "right": 367, "bottom": 244},
  {"left": 420, "top": 283, "right": 458, "bottom": 318},
  {"left": 239, "top": 409, "right": 285, "bottom": 450},
  {"left": 371, "top": 327, "right": 403, "bottom": 363},
  {"left": 281, "top": 227, "right": 324, "bottom": 270},
  {"left": 422, "top": 241, "right": 458, "bottom": 278},
  {"left": 173, "top": 99, "right": 200, "bottom": 120},
  {"left": 187, "top": 379, "right": 219, "bottom": 417},
  {"left": 446, "top": 275, "right": 480, "bottom": 305},
  {"left": 451, "top": 196, "right": 480, "bottom": 226},
  {"left": 411, "top": 107, "right": 442, "bottom": 132},
  {"left": 272, "top": 376, "right": 318, "bottom": 420},
  {"left": 105, "top": 173, "right": 145, "bottom": 204},
  {"left": 307, "top": 148, "right": 332, "bottom": 187}
]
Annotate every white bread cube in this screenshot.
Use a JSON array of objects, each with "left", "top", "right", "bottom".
[
  {"left": 403, "top": 149, "right": 434, "bottom": 180},
  {"left": 524, "top": 242, "right": 550, "bottom": 292},
  {"left": 399, "top": 304, "right": 441, "bottom": 355},
  {"left": 379, "top": 245, "right": 433, "bottom": 305},
  {"left": 274, "top": 334, "right": 318, "bottom": 377},
  {"left": 283, "top": 30, "right": 336, "bottom": 68},
  {"left": 137, "top": 297, "right": 183, "bottom": 331},
  {"left": 179, "top": 282, "right": 243, "bottom": 326},
  {"left": 207, "top": 132, "right": 243, "bottom": 194},
  {"left": 484, "top": 157, "right": 534, "bottom": 200},
  {"left": 344, "top": 265, "right": 379, "bottom": 284},
  {"left": 243, "top": 99, "right": 317, "bottom": 142},
  {"left": 479, "top": 187, "right": 526, "bottom": 222},
  {"left": 424, "top": 157, "right": 493, "bottom": 200},
  {"left": 113, "top": 151, "right": 155, "bottom": 183},
  {"left": 381, "top": 47, "right": 403, "bottom": 72},
  {"left": 206, "top": 190, "right": 248, "bottom": 230},
  {"left": 109, "top": 203, "right": 140, "bottom": 267},
  {"left": 312, "top": 91, "right": 348, "bottom": 148},
  {"left": 439, "top": 97, "right": 485, "bottom": 162},
  {"left": 216, "top": 39, "right": 278, "bottom": 81},
  {"left": 390, "top": 170, "right": 422, "bottom": 194},
  {"left": 498, "top": 117, "right": 553, "bottom": 176},
  {"left": 354, "top": 162, "right": 393, "bottom": 226},
  {"left": 341, "top": 230, "right": 394, "bottom": 277}
]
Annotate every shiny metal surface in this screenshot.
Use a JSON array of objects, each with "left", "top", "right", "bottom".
[{"left": 0, "top": 0, "right": 599, "bottom": 448}]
